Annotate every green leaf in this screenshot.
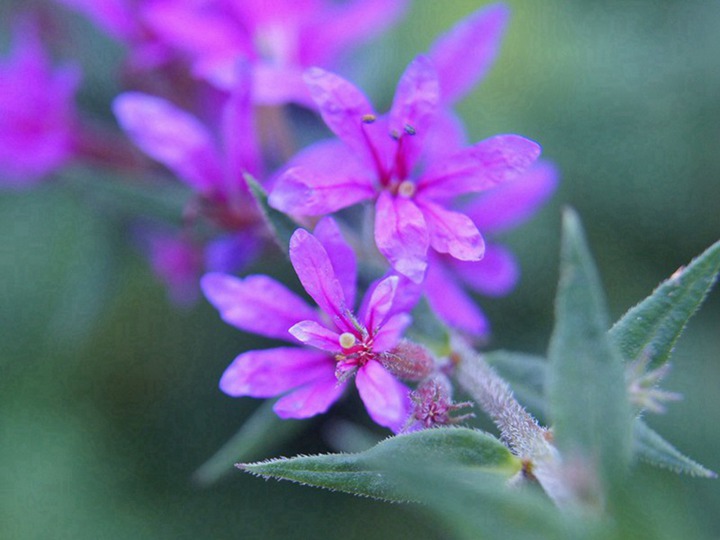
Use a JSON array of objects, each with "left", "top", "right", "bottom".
[
  {"left": 609, "top": 240, "right": 720, "bottom": 369},
  {"left": 245, "top": 174, "right": 299, "bottom": 253},
  {"left": 484, "top": 350, "right": 548, "bottom": 418},
  {"left": 633, "top": 419, "right": 717, "bottom": 478},
  {"left": 547, "top": 209, "right": 633, "bottom": 479},
  {"left": 193, "top": 399, "right": 309, "bottom": 486},
  {"left": 242, "top": 427, "right": 520, "bottom": 501}
]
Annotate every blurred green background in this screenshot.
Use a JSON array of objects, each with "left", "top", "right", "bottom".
[{"left": 1, "top": 1, "right": 719, "bottom": 538}]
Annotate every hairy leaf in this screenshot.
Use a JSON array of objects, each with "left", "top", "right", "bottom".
[
  {"left": 609, "top": 240, "right": 720, "bottom": 369},
  {"left": 634, "top": 419, "right": 716, "bottom": 478},
  {"left": 242, "top": 427, "right": 519, "bottom": 501},
  {"left": 547, "top": 209, "right": 633, "bottom": 481}
]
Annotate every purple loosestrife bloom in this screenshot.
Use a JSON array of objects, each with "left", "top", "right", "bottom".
[
  {"left": 270, "top": 56, "right": 541, "bottom": 283},
  {"left": 141, "top": 0, "right": 408, "bottom": 105},
  {"left": 0, "top": 17, "right": 80, "bottom": 186},
  {"left": 424, "top": 161, "right": 559, "bottom": 337},
  {"left": 202, "top": 218, "right": 412, "bottom": 432}
]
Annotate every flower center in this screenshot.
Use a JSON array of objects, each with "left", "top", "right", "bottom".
[
  {"left": 338, "top": 332, "right": 357, "bottom": 350},
  {"left": 397, "top": 180, "right": 416, "bottom": 198}
]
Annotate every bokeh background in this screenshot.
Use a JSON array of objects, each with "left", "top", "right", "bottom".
[{"left": 1, "top": 1, "right": 719, "bottom": 538}]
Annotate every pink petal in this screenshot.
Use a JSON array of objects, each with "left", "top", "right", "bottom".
[
  {"left": 289, "top": 229, "right": 352, "bottom": 330},
  {"left": 113, "top": 92, "right": 223, "bottom": 195},
  {"left": 450, "top": 242, "right": 519, "bottom": 297},
  {"left": 462, "top": 161, "right": 559, "bottom": 233},
  {"left": 220, "top": 347, "right": 333, "bottom": 398},
  {"left": 416, "top": 199, "right": 484, "bottom": 261},
  {"left": 273, "top": 374, "right": 347, "bottom": 419},
  {"left": 356, "top": 361, "right": 411, "bottom": 433},
  {"left": 269, "top": 141, "right": 374, "bottom": 215},
  {"left": 201, "top": 272, "right": 318, "bottom": 341},
  {"left": 289, "top": 320, "right": 341, "bottom": 352},
  {"left": 303, "top": 67, "right": 378, "bottom": 164},
  {"left": 362, "top": 276, "right": 398, "bottom": 332},
  {"left": 372, "top": 313, "right": 412, "bottom": 352},
  {"left": 374, "top": 192, "right": 429, "bottom": 283},
  {"left": 388, "top": 55, "right": 439, "bottom": 169},
  {"left": 429, "top": 3, "right": 511, "bottom": 104},
  {"left": 421, "top": 109, "right": 468, "bottom": 165},
  {"left": 252, "top": 63, "right": 315, "bottom": 107},
  {"left": 313, "top": 217, "right": 357, "bottom": 308},
  {"left": 417, "top": 134, "right": 541, "bottom": 199},
  {"left": 424, "top": 255, "right": 490, "bottom": 337}
]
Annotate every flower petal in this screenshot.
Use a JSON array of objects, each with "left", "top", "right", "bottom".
[
  {"left": 417, "top": 134, "right": 541, "bottom": 199},
  {"left": 313, "top": 217, "right": 357, "bottom": 307},
  {"left": 273, "top": 374, "right": 347, "bottom": 419},
  {"left": 303, "top": 67, "right": 377, "bottom": 164},
  {"left": 362, "top": 276, "right": 398, "bottom": 332},
  {"left": 113, "top": 92, "right": 222, "bottom": 195},
  {"left": 462, "top": 161, "right": 559, "bottom": 233},
  {"left": 269, "top": 141, "right": 374, "bottom": 215},
  {"left": 450, "top": 242, "right": 519, "bottom": 297},
  {"left": 429, "top": 3, "right": 510, "bottom": 104},
  {"left": 424, "top": 255, "right": 490, "bottom": 337},
  {"left": 372, "top": 313, "right": 412, "bottom": 352},
  {"left": 201, "top": 272, "right": 317, "bottom": 341},
  {"left": 388, "top": 55, "right": 439, "bottom": 169},
  {"left": 356, "top": 361, "right": 411, "bottom": 432},
  {"left": 416, "top": 199, "right": 484, "bottom": 261},
  {"left": 289, "top": 320, "right": 341, "bottom": 352},
  {"left": 289, "top": 228, "right": 352, "bottom": 330},
  {"left": 220, "top": 347, "right": 333, "bottom": 398},
  {"left": 374, "top": 192, "right": 429, "bottom": 283}
]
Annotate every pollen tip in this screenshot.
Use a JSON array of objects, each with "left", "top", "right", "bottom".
[
  {"left": 361, "top": 114, "right": 376, "bottom": 124},
  {"left": 390, "top": 129, "right": 400, "bottom": 140},
  {"left": 338, "top": 332, "right": 357, "bottom": 350},
  {"left": 404, "top": 123, "right": 416, "bottom": 136}
]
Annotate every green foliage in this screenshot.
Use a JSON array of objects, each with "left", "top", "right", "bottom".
[
  {"left": 546, "top": 209, "right": 633, "bottom": 481},
  {"left": 242, "top": 427, "right": 520, "bottom": 502},
  {"left": 193, "top": 399, "right": 309, "bottom": 486},
  {"left": 633, "top": 419, "right": 716, "bottom": 478},
  {"left": 609, "top": 240, "right": 720, "bottom": 370}
]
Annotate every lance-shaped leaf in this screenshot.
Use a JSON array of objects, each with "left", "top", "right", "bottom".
[
  {"left": 245, "top": 174, "right": 299, "bottom": 253},
  {"left": 609, "top": 240, "right": 720, "bottom": 370},
  {"left": 193, "top": 399, "right": 309, "bottom": 486},
  {"left": 547, "top": 209, "right": 633, "bottom": 482},
  {"left": 241, "top": 427, "right": 520, "bottom": 501},
  {"left": 633, "top": 419, "right": 716, "bottom": 478}
]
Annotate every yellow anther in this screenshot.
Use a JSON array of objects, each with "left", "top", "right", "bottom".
[
  {"left": 339, "top": 332, "right": 357, "bottom": 349},
  {"left": 397, "top": 180, "right": 416, "bottom": 198},
  {"left": 362, "top": 114, "right": 377, "bottom": 124}
]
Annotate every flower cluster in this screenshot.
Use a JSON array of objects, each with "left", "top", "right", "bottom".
[{"left": 0, "top": 2, "right": 557, "bottom": 430}]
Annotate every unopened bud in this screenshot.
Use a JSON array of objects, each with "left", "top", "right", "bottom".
[{"left": 379, "top": 339, "right": 434, "bottom": 381}]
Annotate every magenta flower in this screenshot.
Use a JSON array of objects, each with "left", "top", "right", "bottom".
[
  {"left": 270, "top": 55, "right": 541, "bottom": 283},
  {"left": 202, "top": 218, "right": 412, "bottom": 432},
  {"left": 141, "top": 0, "right": 408, "bottom": 105},
  {"left": 0, "top": 17, "right": 80, "bottom": 186},
  {"left": 424, "top": 161, "right": 559, "bottom": 337},
  {"left": 113, "top": 67, "right": 261, "bottom": 229}
]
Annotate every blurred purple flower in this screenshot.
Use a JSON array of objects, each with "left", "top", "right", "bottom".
[
  {"left": 270, "top": 55, "right": 541, "bottom": 283},
  {"left": 0, "top": 17, "right": 81, "bottom": 187},
  {"left": 202, "top": 218, "right": 412, "bottom": 432},
  {"left": 425, "top": 161, "right": 560, "bottom": 338},
  {"left": 140, "top": 0, "right": 408, "bottom": 105}
]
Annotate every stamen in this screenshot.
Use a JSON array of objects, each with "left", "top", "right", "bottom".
[
  {"left": 362, "top": 114, "right": 377, "bottom": 124},
  {"left": 390, "top": 129, "right": 400, "bottom": 140},
  {"left": 397, "top": 180, "right": 416, "bottom": 198},
  {"left": 404, "top": 124, "right": 416, "bottom": 136},
  {"left": 338, "top": 332, "right": 357, "bottom": 350}
]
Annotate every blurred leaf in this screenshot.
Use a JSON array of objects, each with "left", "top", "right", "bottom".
[
  {"left": 242, "top": 427, "right": 520, "bottom": 502},
  {"left": 193, "top": 399, "right": 309, "bottom": 486},
  {"left": 547, "top": 208, "right": 633, "bottom": 479},
  {"left": 484, "top": 350, "right": 548, "bottom": 417},
  {"left": 609, "top": 240, "right": 720, "bottom": 370},
  {"left": 245, "top": 174, "right": 298, "bottom": 253},
  {"left": 633, "top": 419, "right": 717, "bottom": 479}
]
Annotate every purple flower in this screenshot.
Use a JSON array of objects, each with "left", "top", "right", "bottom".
[
  {"left": 424, "top": 161, "right": 559, "bottom": 338},
  {"left": 270, "top": 55, "right": 541, "bottom": 283},
  {"left": 0, "top": 17, "right": 80, "bottom": 186},
  {"left": 141, "top": 0, "right": 408, "bottom": 105},
  {"left": 202, "top": 218, "right": 412, "bottom": 432},
  {"left": 113, "top": 67, "right": 261, "bottom": 214}
]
